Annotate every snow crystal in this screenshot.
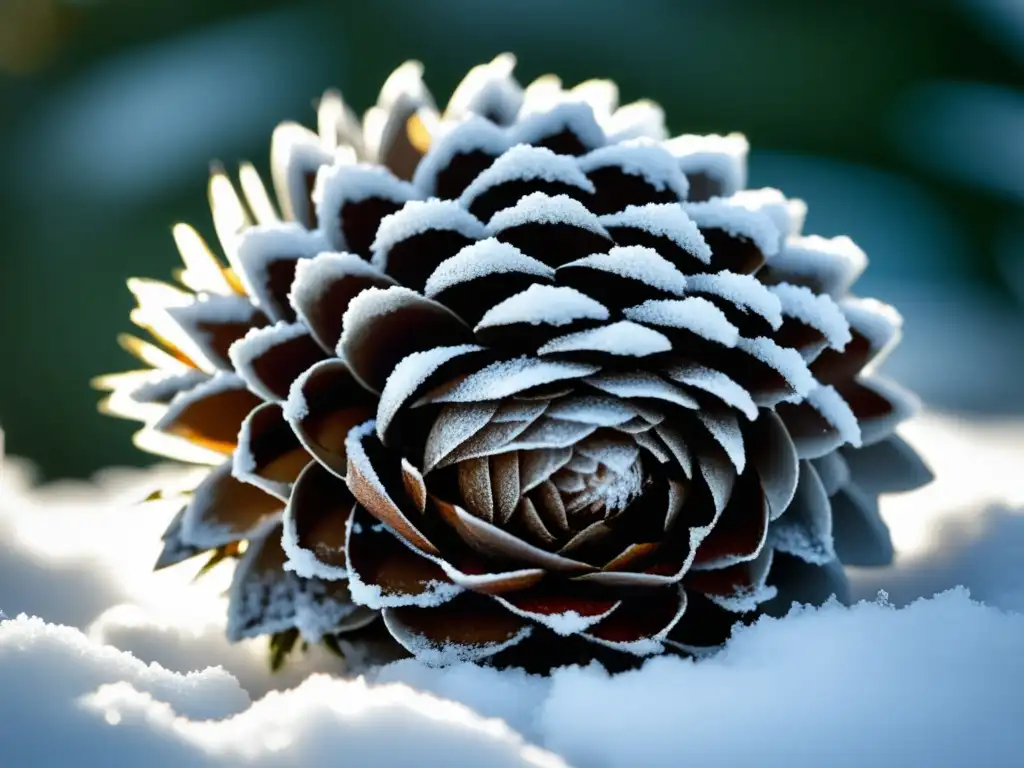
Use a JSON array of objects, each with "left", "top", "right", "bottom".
[
  {"left": 599, "top": 203, "right": 712, "bottom": 264},
  {"left": 459, "top": 145, "right": 596, "bottom": 211},
  {"left": 476, "top": 285, "right": 610, "bottom": 330},
  {"left": 561, "top": 246, "right": 688, "bottom": 295},
  {"left": 429, "top": 357, "right": 599, "bottom": 403},
  {"left": 412, "top": 116, "right": 512, "bottom": 196},
  {"left": 280, "top": 501, "right": 348, "bottom": 582},
  {"left": 623, "top": 297, "right": 740, "bottom": 347},
  {"left": 842, "top": 296, "right": 904, "bottom": 351},
  {"left": 371, "top": 199, "right": 488, "bottom": 268},
  {"left": 281, "top": 361, "right": 318, "bottom": 424},
  {"left": 771, "top": 235, "right": 868, "bottom": 297},
  {"left": 445, "top": 53, "right": 524, "bottom": 124},
  {"left": 487, "top": 192, "right": 610, "bottom": 238},
  {"left": 289, "top": 252, "right": 393, "bottom": 337},
  {"left": 682, "top": 198, "right": 781, "bottom": 257},
  {"left": 686, "top": 271, "right": 784, "bottom": 329},
  {"left": 664, "top": 132, "right": 749, "bottom": 196},
  {"left": 424, "top": 238, "right": 555, "bottom": 298},
  {"left": 537, "top": 321, "right": 672, "bottom": 357},
  {"left": 509, "top": 101, "right": 606, "bottom": 151},
  {"left": 576, "top": 140, "right": 689, "bottom": 200},
  {"left": 377, "top": 345, "right": 485, "bottom": 440},
  {"left": 235, "top": 222, "right": 328, "bottom": 300},
  {"left": 347, "top": 557, "right": 462, "bottom": 611},
  {"left": 728, "top": 187, "right": 807, "bottom": 241},
  {"left": 770, "top": 283, "right": 853, "bottom": 351},
  {"left": 314, "top": 163, "right": 420, "bottom": 249},
  {"left": 737, "top": 337, "right": 815, "bottom": 398},
  {"left": 664, "top": 363, "right": 758, "bottom": 420}
]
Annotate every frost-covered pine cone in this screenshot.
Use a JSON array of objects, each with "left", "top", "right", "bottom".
[{"left": 98, "top": 54, "right": 931, "bottom": 671}]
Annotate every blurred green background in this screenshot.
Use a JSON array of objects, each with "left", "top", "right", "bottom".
[{"left": 1, "top": 0, "right": 1022, "bottom": 480}]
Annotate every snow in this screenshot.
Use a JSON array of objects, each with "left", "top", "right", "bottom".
[
  {"left": 561, "top": 246, "right": 688, "bottom": 295},
  {"left": 728, "top": 187, "right": 808, "bottom": 241},
  {"left": 4, "top": 408, "right": 1024, "bottom": 767},
  {"left": 371, "top": 199, "right": 487, "bottom": 269},
  {"left": 623, "top": 297, "right": 740, "bottom": 347},
  {"left": 234, "top": 222, "right": 327, "bottom": 302},
  {"left": 736, "top": 336, "right": 816, "bottom": 397},
  {"left": 411, "top": 116, "right": 512, "bottom": 196},
  {"left": 537, "top": 321, "right": 672, "bottom": 357},
  {"left": 458, "top": 145, "right": 596, "bottom": 211},
  {"left": 686, "top": 271, "right": 784, "bottom": 329},
  {"left": 508, "top": 101, "right": 606, "bottom": 152},
  {"left": 770, "top": 283, "right": 853, "bottom": 351},
  {"left": 665, "top": 363, "right": 758, "bottom": 420},
  {"left": 228, "top": 321, "right": 310, "bottom": 401},
  {"left": 807, "top": 384, "right": 863, "bottom": 448},
  {"left": 599, "top": 204, "right": 713, "bottom": 264},
  {"left": 842, "top": 296, "right": 904, "bottom": 351},
  {"left": 424, "top": 238, "right": 555, "bottom": 298},
  {"left": 313, "top": 163, "right": 420, "bottom": 250},
  {"left": 683, "top": 198, "right": 781, "bottom": 257},
  {"left": 487, "top": 192, "right": 610, "bottom": 237},
  {"left": 577, "top": 140, "right": 689, "bottom": 200},
  {"left": 697, "top": 412, "right": 746, "bottom": 473},
  {"left": 444, "top": 53, "right": 524, "bottom": 124},
  {"left": 476, "top": 285, "right": 610, "bottom": 330},
  {"left": 602, "top": 99, "right": 668, "bottom": 143},
  {"left": 771, "top": 235, "right": 868, "bottom": 297},
  {"left": 664, "top": 132, "right": 749, "bottom": 196},
  {"left": 427, "top": 356, "right": 599, "bottom": 403},
  {"left": 270, "top": 121, "right": 332, "bottom": 225}
]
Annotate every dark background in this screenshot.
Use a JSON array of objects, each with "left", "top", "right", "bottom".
[{"left": 1, "top": 0, "right": 1022, "bottom": 480}]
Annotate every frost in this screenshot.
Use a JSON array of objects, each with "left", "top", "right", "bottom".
[
  {"left": 508, "top": 101, "right": 606, "bottom": 152},
  {"left": 599, "top": 203, "right": 712, "bottom": 264},
  {"left": 537, "top": 321, "right": 671, "bottom": 357},
  {"left": 428, "top": 357, "right": 599, "bottom": 403},
  {"left": 383, "top": 609, "right": 534, "bottom": 668},
  {"left": 234, "top": 222, "right": 328, "bottom": 301},
  {"left": 487, "top": 192, "right": 610, "bottom": 237},
  {"left": 577, "top": 140, "right": 689, "bottom": 200},
  {"left": 664, "top": 132, "right": 749, "bottom": 196},
  {"left": 459, "top": 145, "right": 596, "bottom": 211},
  {"left": 546, "top": 395, "right": 636, "bottom": 426},
  {"left": 377, "top": 345, "right": 485, "bottom": 440},
  {"left": 770, "top": 283, "right": 853, "bottom": 351},
  {"left": 424, "top": 238, "right": 555, "bottom": 298},
  {"left": 697, "top": 412, "right": 746, "bottom": 473},
  {"left": 561, "top": 246, "right": 688, "bottom": 295},
  {"left": 683, "top": 198, "right": 781, "bottom": 257},
  {"left": 623, "top": 297, "right": 740, "bottom": 347},
  {"left": 686, "top": 271, "right": 784, "bottom": 329},
  {"left": 314, "top": 163, "right": 420, "bottom": 249},
  {"left": 371, "top": 199, "right": 488, "bottom": 268},
  {"left": 412, "top": 116, "right": 512, "bottom": 196},
  {"left": 228, "top": 321, "right": 310, "bottom": 400},
  {"left": 445, "top": 53, "right": 524, "bottom": 124},
  {"left": 771, "top": 235, "right": 868, "bottom": 297},
  {"left": 584, "top": 372, "right": 700, "bottom": 410},
  {"left": 728, "top": 188, "right": 808, "bottom": 241},
  {"left": 737, "top": 337, "right": 815, "bottom": 397},
  {"left": 476, "top": 285, "right": 610, "bottom": 330},
  {"left": 270, "top": 121, "right": 333, "bottom": 224},
  {"left": 842, "top": 296, "right": 904, "bottom": 350},
  {"left": 493, "top": 598, "right": 619, "bottom": 636},
  {"left": 665, "top": 363, "right": 758, "bottom": 420}
]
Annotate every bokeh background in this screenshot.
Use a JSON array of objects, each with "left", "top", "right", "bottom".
[{"left": 1, "top": 0, "right": 1022, "bottom": 480}]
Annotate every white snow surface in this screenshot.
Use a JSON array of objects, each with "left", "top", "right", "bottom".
[
  {"left": 562, "top": 246, "right": 688, "bottom": 296},
  {"left": 664, "top": 132, "right": 749, "bottom": 196},
  {"left": 508, "top": 101, "right": 606, "bottom": 152},
  {"left": 371, "top": 199, "right": 488, "bottom": 267},
  {"left": 599, "top": 203, "right": 713, "bottom": 264},
  {"left": 686, "top": 271, "right": 785, "bottom": 329},
  {"left": 772, "top": 235, "right": 868, "bottom": 297},
  {"left": 683, "top": 198, "right": 781, "bottom": 257},
  {"left": 411, "top": 116, "right": 512, "bottom": 196},
  {"left": 487, "top": 192, "right": 610, "bottom": 238},
  {"left": 476, "top": 285, "right": 610, "bottom": 330},
  {"left": 770, "top": 283, "right": 853, "bottom": 351},
  {"left": 576, "top": 140, "right": 690, "bottom": 200},
  {"left": 459, "top": 145, "right": 596, "bottom": 211},
  {"left": 623, "top": 297, "right": 740, "bottom": 347},
  {"left": 424, "top": 238, "right": 555, "bottom": 298},
  {"left": 3, "top": 412, "right": 1024, "bottom": 766}
]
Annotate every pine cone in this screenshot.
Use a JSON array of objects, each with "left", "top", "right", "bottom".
[{"left": 98, "top": 54, "right": 931, "bottom": 671}]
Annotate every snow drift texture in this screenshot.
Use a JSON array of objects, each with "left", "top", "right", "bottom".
[{"left": 2, "top": 412, "right": 1023, "bottom": 767}]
